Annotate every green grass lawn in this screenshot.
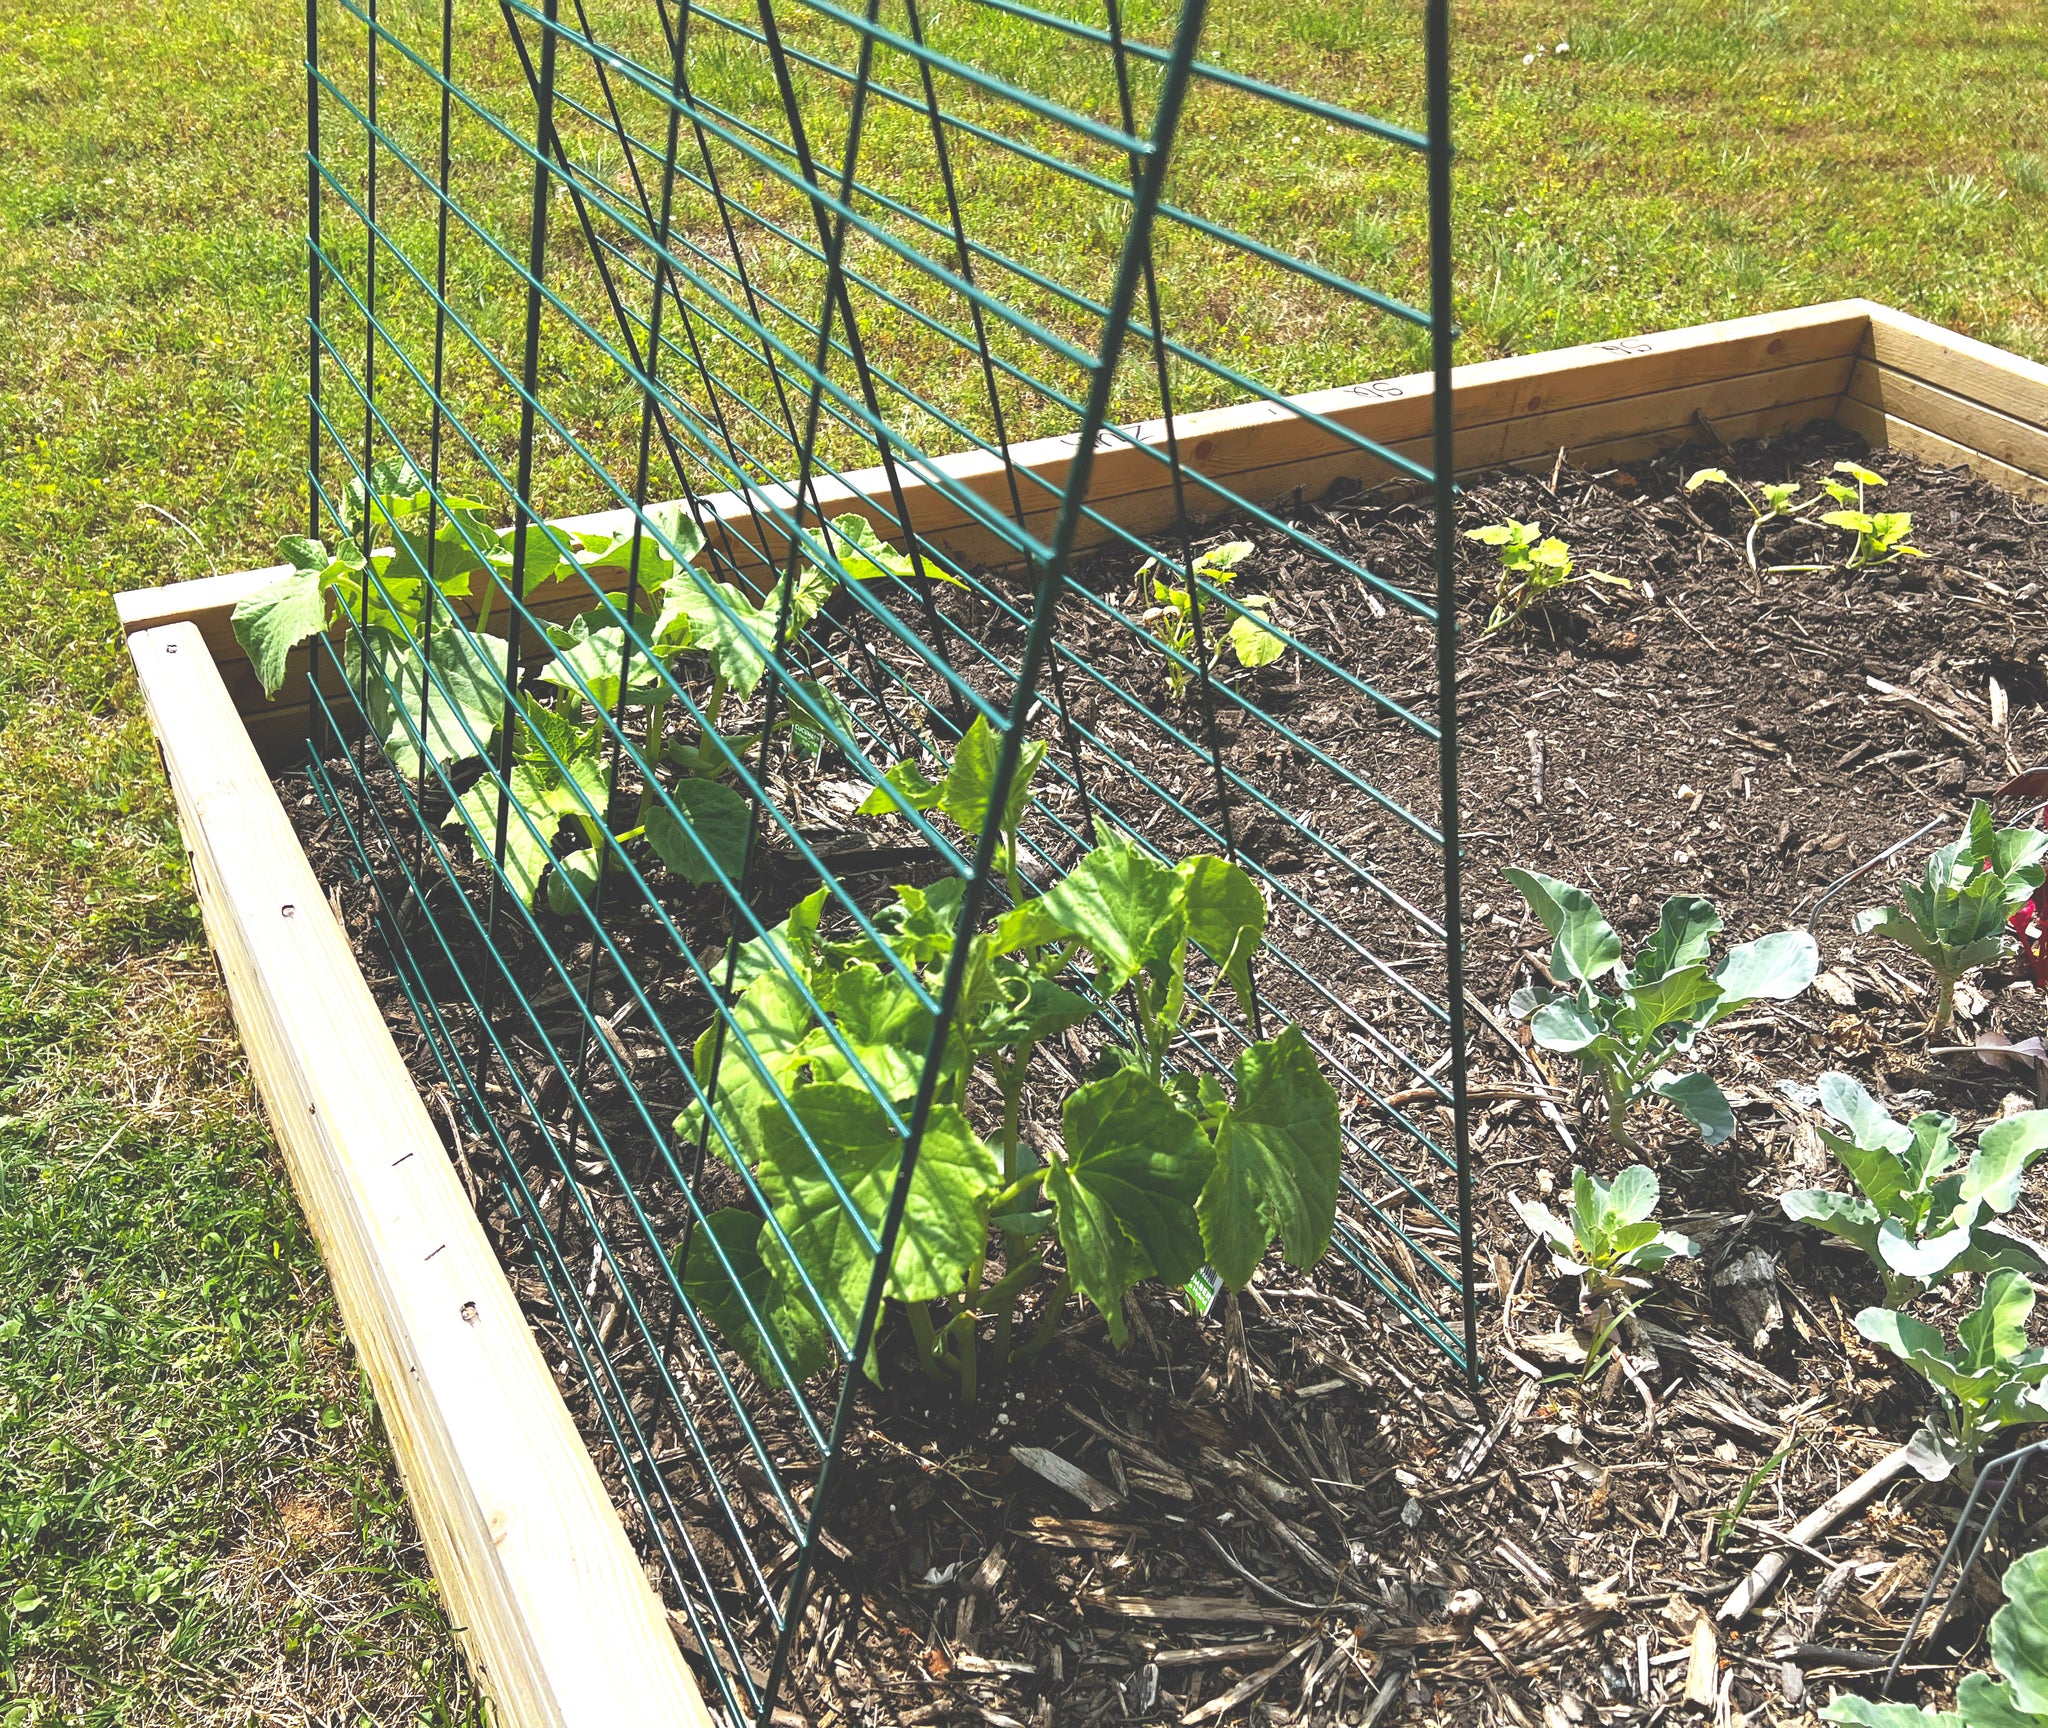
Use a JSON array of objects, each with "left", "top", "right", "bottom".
[{"left": 1, "top": 0, "right": 2042, "bottom": 1719}]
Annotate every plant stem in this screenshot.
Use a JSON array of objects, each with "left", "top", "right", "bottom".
[
  {"left": 903, "top": 1300, "right": 951, "bottom": 1384},
  {"left": 1603, "top": 1071, "right": 1635, "bottom": 1150},
  {"left": 987, "top": 1167, "right": 1047, "bottom": 1218},
  {"left": 994, "top": 1044, "right": 1033, "bottom": 1369},
  {"left": 1014, "top": 1273, "right": 1070, "bottom": 1363},
  {"left": 1931, "top": 969, "right": 1957, "bottom": 1033}
]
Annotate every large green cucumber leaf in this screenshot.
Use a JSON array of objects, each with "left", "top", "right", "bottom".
[
  {"left": 358, "top": 625, "right": 507, "bottom": 778},
  {"left": 755, "top": 1083, "right": 998, "bottom": 1350},
  {"left": 682, "top": 970, "right": 818, "bottom": 1167},
  {"left": 446, "top": 742, "right": 606, "bottom": 907},
  {"left": 1198, "top": 1025, "right": 1341, "bottom": 1288},
  {"left": 1050, "top": 1068, "right": 1211, "bottom": 1344},
  {"left": 677, "top": 1208, "right": 832, "bottom": 1385},
  {"left": 1177, "top": 854, "right": 1266, "bottom": 1016},
  {"left": 1040, "top": 831, "right": 1187, "bottom": 996},
  {"left": 232, "top": 563, "right": 329, "bottom": 697},
  {"left": 645, "top": 777, "right": 751, "bottom": 888}
]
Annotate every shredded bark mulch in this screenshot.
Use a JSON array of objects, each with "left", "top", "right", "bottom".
[{"left": 284, "top": 420, "right": 2048, "bottom": 1727}]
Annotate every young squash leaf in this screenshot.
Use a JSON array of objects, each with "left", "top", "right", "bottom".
[{"left": 1226, "top": 599, "right": 1287, "bottom": 669}]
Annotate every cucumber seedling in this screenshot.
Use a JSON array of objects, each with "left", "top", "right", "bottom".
[{"left": 681, "top": 817, "right": 1340, "bottom": 1401}]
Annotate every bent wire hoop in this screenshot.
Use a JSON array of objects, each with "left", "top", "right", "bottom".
[
  {"left": 300, "top": 0, "right": 1468, "bottom": 1716},
  {"left": 1882, "top": 1436, "right": 2048, "bottom": 1696}
]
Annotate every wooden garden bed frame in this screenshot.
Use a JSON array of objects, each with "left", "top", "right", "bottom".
[{"left": 118, "top": 299, "right": 2047, "bottom": 1728}]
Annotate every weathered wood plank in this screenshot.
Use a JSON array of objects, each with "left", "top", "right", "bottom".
[
  {"left": 1861, "top": 304, "right": 2048, "bottom": 436},
  {"left": 126, "top": 622, "right": 711, "bottom": 1728},
  {"left": 1844, "top": 357, "right": 2048, "bottom": 487},
  {"left": 1834, "top": 394, "right": 2048, "bottom": 501},
  {"left": 120, "top": 301, "right": 1877, "bottom": 720}
]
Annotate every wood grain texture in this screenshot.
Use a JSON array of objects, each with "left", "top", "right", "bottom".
[
  {"left": 1845, "top": 359, "right": 2048, "bottom": 481},
  {"left": 127, "top": 622, "right": 711, "bottom": 1728},
  {"left": 1834, "top": 394, "right": 2048, "bottom": 501},
  {"left": 1862, "top": 304, "right": 2048, "bottom": 432}
]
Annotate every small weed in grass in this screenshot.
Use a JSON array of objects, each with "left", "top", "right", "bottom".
[{"left": 2006, "top": 150, "right": 2048, "bottom": 199}]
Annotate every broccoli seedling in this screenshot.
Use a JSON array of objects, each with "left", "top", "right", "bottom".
[
  {"left": 1858, "top": 1270, "right": 2048, "bottom": 1481},
  {"left": 1512, "top": 1164, "right": 1697, "bottom": 1291},
  {"left": 1855, "top": 800, "right": 2048, "bottom": 1030},
  {"left": 1781, "top": 1071, "right": 2048, "bottom": 1305},
  {"left": 1506, "top": 869, "right": 1818, "bottom": 1147}
]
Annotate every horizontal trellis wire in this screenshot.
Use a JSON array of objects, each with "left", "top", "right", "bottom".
[{"left": 297, "top": 0, "right": 1468, "bottom": 1714}]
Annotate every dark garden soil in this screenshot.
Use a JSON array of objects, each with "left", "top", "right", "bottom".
[{"left": 287, "top": 421, "right": 2048, "bottom": 1728}]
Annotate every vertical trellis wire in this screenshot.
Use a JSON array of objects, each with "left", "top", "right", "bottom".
[{"left": 297, "top": 0, "right": 1466, "bottom": 1714}]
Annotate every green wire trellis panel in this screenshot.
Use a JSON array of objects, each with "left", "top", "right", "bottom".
[{"left": 298, "top": 0, "right": 1469, "bottom": 1716}]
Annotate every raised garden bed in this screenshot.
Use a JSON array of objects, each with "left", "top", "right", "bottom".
[{"left": 122, "top": 301, "right": 2048, "bottom": 1727}]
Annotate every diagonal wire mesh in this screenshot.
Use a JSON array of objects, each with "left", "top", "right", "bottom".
[{"left": 291, "top": 0, "right": 1469, "bottom": 1713}]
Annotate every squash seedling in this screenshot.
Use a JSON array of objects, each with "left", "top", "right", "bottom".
[
  {"left": 1685, "top": 467, "right": 1806, "bottom": 570},
  {"left": 1857, "top": 1270, "right": 2048, "bottom": 1481},
  {"left": 1856, "top": 800, "right": 2048, "bottom": 1030},
  {"left": 1781, "top": 1071, "right": 2048, "bottom": 1305},
  {"left": 1465, "top": 519, "right": 1628, "bottom": 633},
  {"left": 1820, "top": 460, "right": 1925, "bottom": 567},
  {"left": 1135, "top": 541, "right": 1285, "bottom": 697},
  {"left": 1506, "top": 869, "right": 1819, "bottom": 1147},
  {"left": 1512, "top": 1165, "right": 1697, "bottom": 1293}
]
